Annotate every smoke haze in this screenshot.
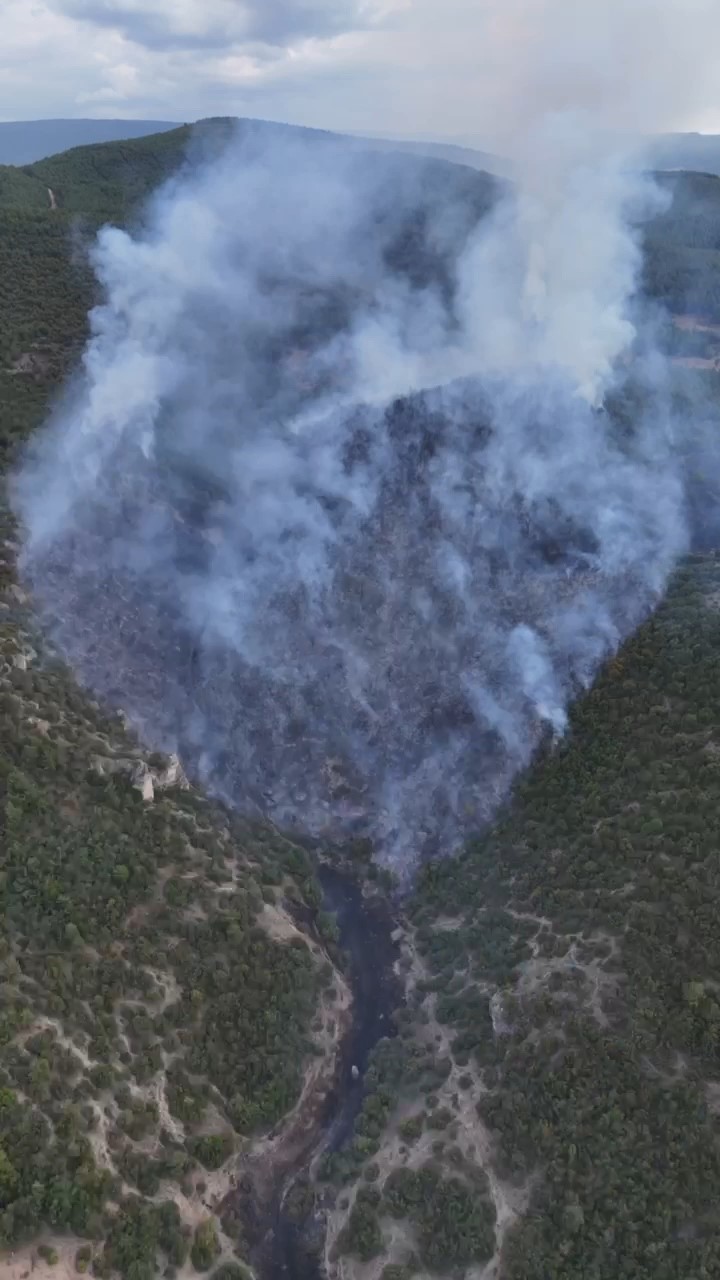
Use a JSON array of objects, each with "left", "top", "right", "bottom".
[{"left": 11, "top": 8, "right": 720, "bottom": 870}]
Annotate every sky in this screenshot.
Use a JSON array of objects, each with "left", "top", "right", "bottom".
[{"left": 2, "top": 0, "right": 720, "bottom": 144}]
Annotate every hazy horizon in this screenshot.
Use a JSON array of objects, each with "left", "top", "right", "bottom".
[{"left": 4, "top": 1, "right": 720, "bottom": 149}]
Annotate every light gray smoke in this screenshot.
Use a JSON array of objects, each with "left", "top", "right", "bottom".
[{"left": 9, "top": 112, "right": 718, "bottom": 871}]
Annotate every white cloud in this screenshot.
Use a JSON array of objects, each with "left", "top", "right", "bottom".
[
  {"left": 50, "top": 0, "right": 391, "bottom": 51},
  {"left": 0, "top": 0, "right": 719, "bottom": 143}
]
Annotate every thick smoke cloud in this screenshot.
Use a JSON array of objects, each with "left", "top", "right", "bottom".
[{"left": 11, "top": 33, "right": 720, "bottom": 870}]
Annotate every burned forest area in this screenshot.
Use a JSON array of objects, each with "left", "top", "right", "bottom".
[{"left": 2, "top": 119, "right": 720, "bottom": 1280}]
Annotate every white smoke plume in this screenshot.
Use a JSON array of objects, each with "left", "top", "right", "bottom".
[{"left": 11, "top": 10, "right": 720, "bottom": 871}]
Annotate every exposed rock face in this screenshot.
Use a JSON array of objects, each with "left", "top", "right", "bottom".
[
  {"left": 156, "top": 753, "right": 190, "bottom": 790},
  {"left": 136, "top": 769, "right": 155, "bottom": 802},
  {"left": 91, "top": 751, "right": 189, "bottom": 802}
]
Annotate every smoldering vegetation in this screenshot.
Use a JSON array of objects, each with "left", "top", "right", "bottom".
[{"left": 11, "top": 125, "right": 720, "bottom": 870}]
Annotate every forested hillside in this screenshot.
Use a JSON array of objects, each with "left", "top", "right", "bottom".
[
  {"left": 2, "top": 121, "right": 720, "bottom": 1280},
  {"left": 0, "top": 121, "right": 352, "bottom": 1280},
  {"left": 645, "top": 170, "right": 720, "bottom": 323},
  {"left": 327, "top": 560, "right": 720, "bottom": 1279}
]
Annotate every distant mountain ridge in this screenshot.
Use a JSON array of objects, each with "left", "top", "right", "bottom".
[
  {"left": 0, "top": 114, "right": 509, "bottom": 175},
  {"left": 645, "top": 132, "right": 720, "bottom": 177},
  {"left": 0, "top": 117, "right": 502, "bottom": 232},
  {"left": 0, "top": 118, "right": 182, "bottom": 165},
  {"left": 8, "top": 118, "right": 720, "bottom": 182},
  {"left": 345, "top": 131, "right": 510, "bottom": 176}
]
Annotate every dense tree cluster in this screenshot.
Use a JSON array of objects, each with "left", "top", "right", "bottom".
[
  {"left": 0, "top": 633, "right": 327, "bottom": 1261},
  {"left": 337, "top": 1162, "right": 495, "bottom": 1274}
]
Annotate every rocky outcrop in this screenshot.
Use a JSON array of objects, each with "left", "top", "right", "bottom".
[{"left": 91, "top": 751, "right": 189, "bottom": 802}]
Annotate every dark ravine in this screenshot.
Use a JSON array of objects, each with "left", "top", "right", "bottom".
[{"left": 269, "top": 865, "right": 404, "bottom": 1279}]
